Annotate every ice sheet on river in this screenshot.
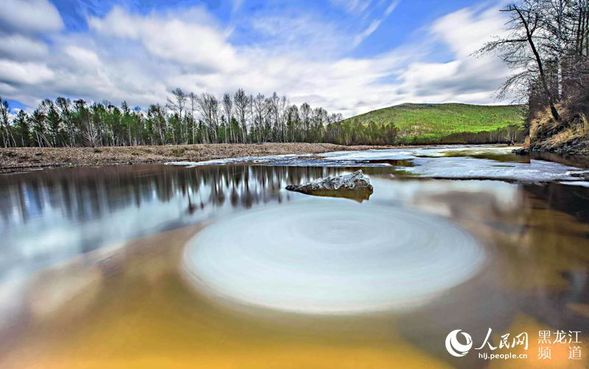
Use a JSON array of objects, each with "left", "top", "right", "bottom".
[
  {"left": 183, "top": 202, "right": 485, "bottom": 314},
  {"left": 166, "top": 153, "right": 392, "bottom": 168},
  {"left": 405, "top": 156, "right": 587, "bottom": 182},
  {"left": 167, "top": 145, "right": 589, "bottom": 183}
]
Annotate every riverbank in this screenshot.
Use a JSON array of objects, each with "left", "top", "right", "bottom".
[
  {"left": 0, "top": 143, "right": 392, "bottom": 174},
  {"left": 518, "top": 104, "right": 589, "bottom": 157}
]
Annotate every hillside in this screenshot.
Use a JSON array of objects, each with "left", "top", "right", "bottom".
[
  {"left": 524, "top": 103, "right": 589, "bottom": 156},
  {"left": 341, "top": 103, "right": 526, "bottom": 144}
]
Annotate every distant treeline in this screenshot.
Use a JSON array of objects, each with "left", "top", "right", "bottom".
[
  {"left": 400, "top": 125, "right": 525, "bottom": 145},
  {"left": 0, "top": 89, "right": 401, "bottom": 148}
]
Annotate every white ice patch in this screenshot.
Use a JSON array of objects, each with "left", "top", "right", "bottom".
[
  {"left": 183, "top": 202, "right": 485, "bottom": 315},
  {"left": 560, "top": 181, "right": 589, "bottom": 188},
  {"left": 166, "top": 154, "right": 307, "bottom": 167},
  {"left": 406, "top": 157, "right": 581, "bottom": 182},
  {"left": 319, "top": 149, "right": 415, "bottom": 161},
  {"left": 317, "top": 145, "right": 518, "bottom": 161},
  {"left": 167, "top": 145, "right": 587, "bottom": 183}
]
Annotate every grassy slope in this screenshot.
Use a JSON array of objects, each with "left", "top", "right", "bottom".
[{"left": 344, "top": 103, "right": 525, "bottom": 142}]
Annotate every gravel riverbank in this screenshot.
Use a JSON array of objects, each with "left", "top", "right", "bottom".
[{"left": 0, "top": 143, "right": 391, "bottom": 173}]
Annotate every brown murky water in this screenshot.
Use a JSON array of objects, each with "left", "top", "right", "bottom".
[{"left": 0, "top": 158, "right": 588, "bottom": 369}]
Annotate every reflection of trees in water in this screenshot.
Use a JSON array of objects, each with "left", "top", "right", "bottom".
[
  {"left": 394, "top": 184, "right": 589, "bottom": 369},
  {"left": 0, "top": 165, "right": 350, "bottom": 349},
  {"left": 523, "top": 182, "right": 589, "bottom": 223},
  {"left": 516, "top": 183, "right": 589, "bottom": 331},
  {"left": 435, "top": 183, "right": 589, "bottom": 331},
  {"left": 0, "top": 165, "right": 345, "bottom": 227}
]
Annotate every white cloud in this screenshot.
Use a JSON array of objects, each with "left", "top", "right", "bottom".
[
  {"left": 432, "top": 7, "right": 508, "bottom": 57},
  {"left": 401, "top": 61, "right": 461, "bottom": 90},
  {"left": 0, "top": 34, "right": 48, "bottom": 60},
  {"left": 248, "top": 13, "right": 350, "bottom": 59},
  {"left": 0, "top": 3, "right": 512, "bottom": 116},
  {"left": 0, "top": 59, "right": 54, "bottom": 85},
  {"left": 384, "top": 0, "right": 401, "bottom": 16},
  {"left": 337, "top": 0, "right": 401, "bottom": 47},
  {"left": 232, "top": 0, "right": 244, "bottom": 14},
  {"left": 331, "top": 0, "right": 373, "bottom": 14},
  {"left": 0, "top": 82, "right": 17, "bottom": 95},
  {"left": 354, "top": 20, "right": 382, "bottom": 47},
  {"left": 64, "top": 46, "right": 100, "bottom": 68},
  {"left": 88, "top": 6, "right": 239, "bottom": 72},
  {"left": 385, "top": 5, "right": 513, "bottom": 106},
  {"left": 0, "top": 0, "right": 63, "bottom": 33}
]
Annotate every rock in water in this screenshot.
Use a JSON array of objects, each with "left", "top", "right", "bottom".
[{"left": 286, "top": 170, "right": 374, "bottom": 202}]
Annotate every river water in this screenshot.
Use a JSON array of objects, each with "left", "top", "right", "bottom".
[{"left": 0, "top": 145, "right": 588, "bottom": 368}]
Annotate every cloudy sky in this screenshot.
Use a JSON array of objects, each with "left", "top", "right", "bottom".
[{"left": 0, "top": 0, "right": 512, "bottom": 117}]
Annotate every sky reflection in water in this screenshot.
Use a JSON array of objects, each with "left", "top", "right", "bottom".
[{"left": 0, "top": 156, "right": 588, "bottom": 369}]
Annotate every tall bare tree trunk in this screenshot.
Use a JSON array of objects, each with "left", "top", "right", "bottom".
[{"left": 515, "top": 6, "right": 561, "bottom": 121}]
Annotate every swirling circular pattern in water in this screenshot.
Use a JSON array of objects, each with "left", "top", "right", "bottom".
[{"left": 183, "top": 202, "right": 485, "bottom": 314}]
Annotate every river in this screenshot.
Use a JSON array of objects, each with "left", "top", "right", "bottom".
[{"left": 0, "top": 145, "right": 588, "bottom": 368}]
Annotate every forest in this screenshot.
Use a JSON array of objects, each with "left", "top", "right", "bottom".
[
  {"left": 6, "top": 0, "right": 585, "bottom": 150},
  {"left": 0, "top": 89, "right": 399, "bottom": 148}
]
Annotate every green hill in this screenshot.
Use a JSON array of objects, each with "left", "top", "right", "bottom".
[{"left": 341, "top": 103, "right": 526, "bottom": 144}]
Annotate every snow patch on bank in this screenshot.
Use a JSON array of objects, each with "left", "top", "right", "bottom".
[{"left": 167, "top": 145, "right": 587, "bottom": 183}]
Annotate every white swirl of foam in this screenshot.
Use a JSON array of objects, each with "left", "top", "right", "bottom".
[{"left": 183, "top": 202, "right": 486, "bottom": 314}]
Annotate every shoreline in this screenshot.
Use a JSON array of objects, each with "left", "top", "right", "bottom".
[
  {"left": 0, "top": 143, "right": 394, "bottom": 174},
  {"left": 3, "top": 142, "right": 589, "bottom": 175}
]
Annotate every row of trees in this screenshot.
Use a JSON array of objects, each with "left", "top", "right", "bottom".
[
  {"left": 483, "top": 0, "right": 589, "bottom": 122},
  {"left": 0, "top": 89, "right": 400, "bottom": 148}
]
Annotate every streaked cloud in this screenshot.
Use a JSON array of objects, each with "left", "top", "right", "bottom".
[
  {"left": 0, "top": 0, "right": 63, "bottom": 33},
  {"left": 0, "top": 34, "right": 49, "bottom": 60},
  {"left": 0, "top": 59, "right": 54, "bottom": 85},
  {"left": 330, "top": 0, "right": 373, "bottom": 14},
  {"left": 88, "top": 6, "right": 239, "bottom": 72},
  {"left": 353, "top": 0, "right": 400, "bottom": 47},
  {"left": 0, "top": 0, "right": 512, "bottom": 117}
]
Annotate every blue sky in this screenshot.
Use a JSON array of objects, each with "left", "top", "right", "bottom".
[{"left": 0, "top": 0, "right": 512, "bottom": 116}]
